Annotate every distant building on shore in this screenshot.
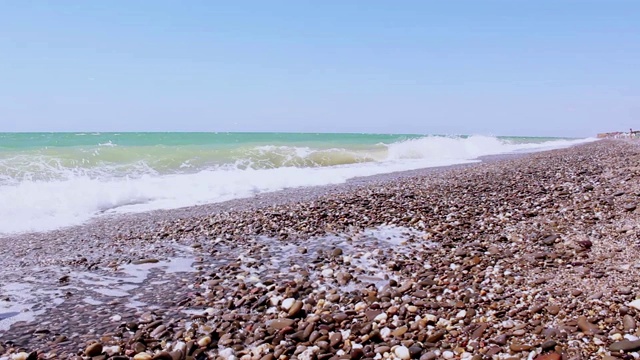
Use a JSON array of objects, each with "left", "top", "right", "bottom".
[{"left": 597, "top": 129, "right": 639, "bottom": 139}]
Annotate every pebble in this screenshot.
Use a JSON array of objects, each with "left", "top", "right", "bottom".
[
  {"left": 534, "top": 354, "right": 561, "bottom": 360},
  {"left": 610, "top": 339, "right": 640, "bottom": 352},
  {"left": 197, "top": 335, "right": 212, "bottom": 347},
  {"left": 394, "top": 346, "right": 410, "bottom": 360},
  {"left": 624, "top": 314, "right": 637, "bottom": 331},
  {"left": 133, "top": 353, "right": 153, "bottom": 360},
  {"left": 281, "top": 298, "right": 295, "bottom": 311},
  {"left": 628, "top": 299, "right": 640, "bottom": 310},
  {"left": 85, "top": 343, "right": 103, "bottom": 357}
]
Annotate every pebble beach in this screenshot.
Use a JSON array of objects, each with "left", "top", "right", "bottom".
[{"left": 2, "top": 139, "right": 640, "bottom": 360}]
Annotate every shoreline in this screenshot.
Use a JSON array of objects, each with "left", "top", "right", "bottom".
[
  {"left": 2, "top": 140, "right": 640, "bottom": 359},
  {"left": 0, "top": 151, "right": 528, "bottom": 242}
]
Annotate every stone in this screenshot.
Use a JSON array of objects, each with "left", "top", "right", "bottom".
[
  {"left": 329, "top": 332, "right": 342, "bottom": 347},
  {"left": 408, "top": 345, "right": 422, "bottom": 358},
  {"left": 541, "top": 340, "right": 557, "bottom": 351},
  {"left": 132, "top": 259, "right": 159, "bottom": 265},
  {"left": 197, "top": 335, "right": 212, "bottom": 347},
  {"left": 493, "top": 334, "right": 508, "bottom": 346},
  {"left": 628, "top": 299, "right": 640, "bottom": 310},
  {"left": 426, "top": 330, "right": 445, "bottom": 343},
  {"left": 267, "top": 318, "right": 295, "bottom": 330},
  {"left": 509, "top": 342, "right": 532, "bottom": 352},
  {"left": 288, "top": 300, "right": 303, "bottom": 317},
  {"left": 609, "top": 339, "right": 640, "bottom": 352},
  {"left": 620, "top": 287, "right": 633, "bottom": 295},
  {"left": 546, "top": 305, "right": 560, "bottom": 315},
  {"left": 281, "top": 298, "right": 295, "bottom": 311},
  {"left": 534, "top": 354, "right": 561, "bottom": 360},
  {"left": 420, "top": 352, "right": 437, "bottom": 360},
  {"left": 577, "top": 316, "right": 601, "bottom": 335},
  {"left": 392, "top": 326, "right": 408, "bottom": 337},
  {"left": 624, "top": 203, "right": 637, "bottom": 212},
  {"left": 624, "top": 314, "right": 637, "bottom": 331},
  {"left": 394, "top": 346, "right": 410, "bottom": 360},
  {"left": 85, "top": 343, "right": 103, "bottom": 357},
  {"left": 133, "top": 353, "right": 153, "bottom": 360},
  {"left": 152, "top": 352, "right": 173, "bottom": 360},
  {"left": 542, "top": 235, "right": 559, "bottom": 245}
]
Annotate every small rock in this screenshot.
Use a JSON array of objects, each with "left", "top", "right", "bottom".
[
  {"left": 85, "top": 343, "right": 103, "bottom": 357},
  {"left": 624, "top": 203, "right": 637, "bottom": 212},
  {"left": 281, "top": 298, "right": 295, "bottom": 311},
  {"left": 509, "top": 342, "right": 532, "bottom": 352},
  {"left": 329, "top": 332, "right": 342, "bottom": 347},
  {"left": 577, "top": 315, "right": 602, "bottom": 335},
  {"left": 547, "top": 305, "right": 560, "bottom": 315},
  {"left": 288, "top": 300, "right": 303, "bottom": 317},
  {"left": 133, "top": 353, "right": 153, "bottom": 360},
  {"left": 628, "top": 299, "right": 640, "bottom": 310},
  {"left": 394, "top": 346, "right": 410, "bottom": 360},
  {"left": 267, "top": 318, "right": 295, "bottom": 330},
  {"left": 535, "top": 354, "right": 561, "bottom": 360},
  {"left": 619, "top": 287, "right": 633, "bottom": 295},
  {"left": 408, "top": 345, "right": 422, "bottom": 358},
  {"left": 541, "top": 340, "right": 557, "bottom": 351},
  {"left": 420, "top": 352, "right": 437, "bottom": 360},
  {"left": 624, "top": 314, "right": 637, "bottom": 331},
  {"left": 197, "top": 335, "right": 212, "bottom": 347},
  {"left": 132, "top": 259, "right": 159, "bottom": 265},
  {"left": 610, "top": 339, "right": 640, "bottom": 352}
]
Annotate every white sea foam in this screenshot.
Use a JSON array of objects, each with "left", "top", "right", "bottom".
[{"left": 0, "top": 136, "right": 596, "bottom": 234}]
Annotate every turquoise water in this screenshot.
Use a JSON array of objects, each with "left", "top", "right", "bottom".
[{"left": 0, "top": 132, "right": 592, "bottom": 234}]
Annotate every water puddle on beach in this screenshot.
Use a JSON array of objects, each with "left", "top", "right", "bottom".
[
  {"left": 0, "top": 245, "right": 199, "bottom": 334},
  {"left": 0, "top": 225, "right": 436, "bottom": 338},
  {"left": 214, "top": 225, "right": 438, "bottom": 294}
]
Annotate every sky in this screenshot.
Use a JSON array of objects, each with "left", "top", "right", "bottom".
[{"left": 0, "top": 1, "right": 638, "bottom": 137}]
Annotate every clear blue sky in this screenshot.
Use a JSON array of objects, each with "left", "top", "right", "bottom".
[{"left": 1, "top": 1, "right": 638, "bottom": 137}]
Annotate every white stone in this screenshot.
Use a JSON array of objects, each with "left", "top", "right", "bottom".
[
  {"left": 104, "top": 345, "right": 121, "bottom": 356},
  {"left": 611, "top": 333, "right": 624, "bottom": 341},
  {"left": 11, "top": 353, "right": 29, "bottom": 360},
  {"left": 173, "top": 341, "right": 186, "bottom": 352},
  {"left": 424, "top": 314, "right": 437, "bottom": 323},
  {"left": 501, "top": 319, "right": 515, "bottom": 329},
  {"left": 393, "top": 346, "right": 410, "bottom": 360},
  {"left": 380, "top": 327, "right": 391, "bottom": 340},
  {"left": 269, "top": 296, "right": 282, "bottom": 306},
  {"left": 219, "top": 348, "right": 235, "bottom": 359},
  {"left": 322, "top": 268, "right": 334, "bottom": 277},
  {"left": 442, "top": 351, "right": 455, "bottom": 359},
  {"left": 204, "top": 307, "right": 216, "bottom": 316},
  {"left": 456, "top": 310, "right": 467, "bottom": 319},
  {"left": 629, "top": 299, "right": 640, "bottom": 311},
  {"left": 374, "top": 312, "right": 388, "bottom": 322},
  {"left": 355, "top": 302, "right": 367, "bottom": 311},
  {"left": 110, "top": 314, "right": 122, "bottom": 322},
  {"left": 281, "top": 297, "right": 295, "bottom": 311},
  {"left": 626, "top": 334, "right": 640, "bottom": 341}
]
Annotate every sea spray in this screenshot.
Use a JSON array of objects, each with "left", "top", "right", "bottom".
[{"left": 0, "top": 133, "right": 596, "bottom": 234}]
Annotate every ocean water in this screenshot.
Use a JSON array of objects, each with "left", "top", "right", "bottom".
[{"left": 0, "top": 132, "right": 596, "bottom": 234}]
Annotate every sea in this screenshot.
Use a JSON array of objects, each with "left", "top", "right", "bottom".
[{"left": 0, "top": 132, "right": 596, "bottom": 235}]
